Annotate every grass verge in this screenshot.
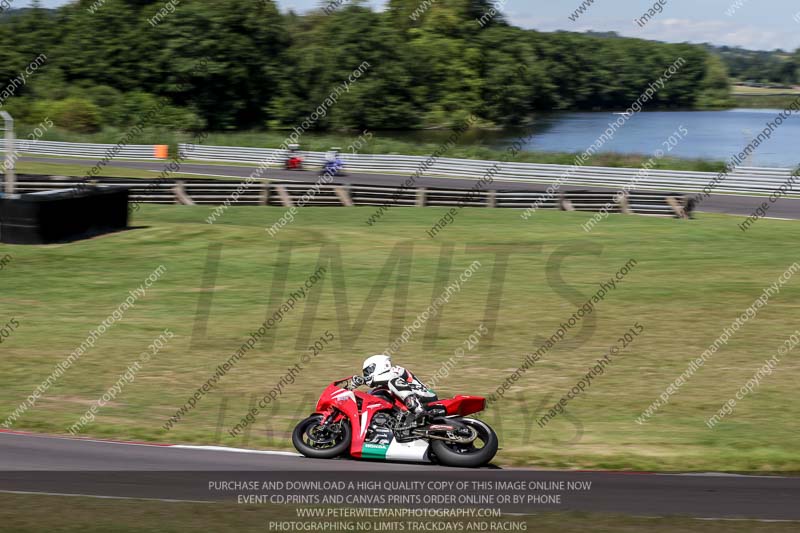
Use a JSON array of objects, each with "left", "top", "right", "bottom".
[
  {"left": 14, "top": 161, "right": 211, "bottom": 181},
  {"left": 731, "top": 85, "right": 800, "bottom": 96},
  {"left": 731, "top": 94, "right": 800, "bottom": 109}
]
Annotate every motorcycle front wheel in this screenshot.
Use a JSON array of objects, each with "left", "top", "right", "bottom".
[
  {"left": 292, "top": 414, "right": 351, "bottom": 459},
  {"left": 430, "top": 418, "right": 498, "bottom": 468}
]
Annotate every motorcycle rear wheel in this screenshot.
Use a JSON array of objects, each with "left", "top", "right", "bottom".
[
  {"left": 430, "top": 418, "right": 498, "bottom": 468},
  {"left": 292, "top": 414, "right": 351, "bottom": 459}
]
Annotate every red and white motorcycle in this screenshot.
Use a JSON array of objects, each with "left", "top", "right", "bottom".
[{"left": 292, "top": 377, "right": 498, "bottom": 468}]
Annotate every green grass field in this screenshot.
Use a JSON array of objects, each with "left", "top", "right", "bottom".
[
  {"left": 731, "top": 94, "right": 800, "bottom": 109},
  {"left": 731, "top": 85, "right": 800, "bottom": 96},
  {"left": 1, "top": 493, "right": 795, "bottom": 533},
  {"left": 0, "top": 205, "right": 798, "bottom": 472},
  {"left": 729, "top": 85, "right": 800, "bottom": 109}
]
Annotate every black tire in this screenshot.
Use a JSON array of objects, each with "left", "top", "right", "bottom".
[
  {"left": 430, "top": 418, "right": 498, "bottom": 468},
  {"left": 292, "top": 414, "right": 351, "bottom": 459}
]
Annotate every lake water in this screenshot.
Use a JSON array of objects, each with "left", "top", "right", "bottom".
[
  {"left": 387, "top": 109, "right": 800, "bottom": 168},
  {"left": 509, "top": 109, "right": 800, "bottom": 168}
]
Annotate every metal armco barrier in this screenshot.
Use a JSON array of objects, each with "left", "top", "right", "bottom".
[
  {"left": 1, "top": 140, "right": 165, "bottom": 159},
  {"left": 178, "top": 144, "right": 799, "bottom": 198},
  {"left": 1, "top": 138, "right": 794, "bottom": 197},
  {"left": 12, "top": 175, "right": 693, "bottom": 218}
]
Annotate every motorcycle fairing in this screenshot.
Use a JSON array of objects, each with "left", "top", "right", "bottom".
[
  {"left": 315, "top": 384, "right": 432, "bottom": 462},
  {"left": 428, "top": 395, "right": 486, "bottom": 417}
]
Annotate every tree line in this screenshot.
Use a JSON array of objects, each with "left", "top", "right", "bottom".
[
  {"left": 706, "top": 45, "right": 800, "bottom": 86},
  {"left": 0, "top": 0, "right": 731, "bottom": 134}
]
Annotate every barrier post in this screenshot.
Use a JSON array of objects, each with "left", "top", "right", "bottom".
[
  {"left": 173, "top": 181, "right": 196, "bottom": 205},
  {"left": 665, "top": 196, "right": 688, "bottom": 219},
  {"left": 275, "top": 185, "right": 294, "bottom": 207},
  {"left": 416, "top": 187, "right": 427, "bottom": 207},
  {"left": 1, "top": 111, "right": 15, "bottom": 195},
  {"left": 487, "top": 189, "right": 497, "bottom": 208},
  {"left": 259, "top": 180, "right": 270, "bottom": 206},
  {"left": 559, "top": 192, "right": 575, "bottom": 211},
  {"left": 617, "top": 191, "right": 631, "bottom": 214},
  {"left": 333, "top": 185, "right": 353, "bottom": 206}
]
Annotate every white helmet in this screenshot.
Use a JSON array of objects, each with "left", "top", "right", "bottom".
[{"left": 362, "top": 354, "right": 392, "bottom": 386}]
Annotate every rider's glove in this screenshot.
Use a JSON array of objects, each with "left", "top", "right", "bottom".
[{"left": 351, "top": 375, "right": 365, "bottom": 387}]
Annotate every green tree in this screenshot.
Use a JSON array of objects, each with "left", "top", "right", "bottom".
[
  {"left": 696, "top": 54, "right": 733, "bottom": 108},
  {"left": 0, "top": 0, "right": 740, "bottom": 133},
  {"left": 49, "top": 97, "right": 102, "bottom": 133}
]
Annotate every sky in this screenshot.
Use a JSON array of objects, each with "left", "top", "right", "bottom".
[{"left": 32, "top": 0, "right": 800, "bottom": 52}]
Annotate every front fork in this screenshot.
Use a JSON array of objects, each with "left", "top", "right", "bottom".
[{"left": 318, "top": 409, "right": 346, "bottom": 430}]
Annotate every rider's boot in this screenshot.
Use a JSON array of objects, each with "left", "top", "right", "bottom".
[{"left": 401, "top": 396, "right": 425, "bottom": 428}]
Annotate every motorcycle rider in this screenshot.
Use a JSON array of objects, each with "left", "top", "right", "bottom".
[
  {"left": 321, "top": 148, "right": 344, "bottom": 177},
  {"left": 352, "top": 354, "right": 437, "bottom": 425}
]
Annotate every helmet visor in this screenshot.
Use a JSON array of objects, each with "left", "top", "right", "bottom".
[{"left": 363, "top": 363, "right": 376, "bottom": 380}]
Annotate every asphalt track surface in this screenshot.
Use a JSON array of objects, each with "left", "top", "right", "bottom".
[
  {"left": 1, "top": 431, "right": 799, "bottom": 520},
  {"left": 22, "top": 156, "right": 800, "bottom": 220}
]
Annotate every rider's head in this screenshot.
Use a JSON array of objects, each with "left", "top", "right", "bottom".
[{"left": 362, "top": 354, "right": 392, "bottom": 387}]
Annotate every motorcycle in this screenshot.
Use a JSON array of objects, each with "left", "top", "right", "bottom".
[
  {"left": 292, "top": 377, "right": 498, "bottom": 468},
  {"left": 319, "top": 149, "right": 346, "bottom": 178},
  {"left": 283, "top": 143, "right": 304, "bottom": 170}
]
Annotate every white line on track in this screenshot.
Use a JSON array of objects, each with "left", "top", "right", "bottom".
[
  {"left": 170, "top": 445, "right": 301, "bottom": 456},
  {"left": 1, "top": 430, "right": 301, "bottom": 456}
]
